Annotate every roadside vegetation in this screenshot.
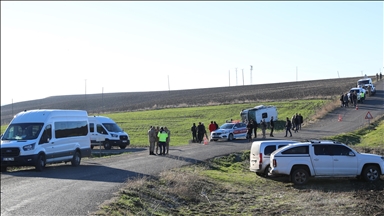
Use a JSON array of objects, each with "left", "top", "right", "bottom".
[{"left": 91, "top": 118, "right": 384, "bottom": 216}]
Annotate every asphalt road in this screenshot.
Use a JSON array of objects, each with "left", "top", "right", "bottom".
[{"left": 1, "top": 80, "right": 383, "bottom": 216}]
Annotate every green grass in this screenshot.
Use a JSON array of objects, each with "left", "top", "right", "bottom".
[
  {"left": 0, "top": 99, "right": 330, "bottom": 146},
  {"left": 324, "top": 114, "right": 384, "bottom": 148}
]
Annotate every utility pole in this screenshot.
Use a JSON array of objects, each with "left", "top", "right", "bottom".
[
  {"left": 85, "top": 79, "right": 87, "bottom": 111},
  {"left": 101, "top": 87, "right": 104, "bottom": 114},
  {"left": 236, "top": 68, "right": 238, "bottom": 86},
  {"left": 242, "top": 69, "right": 244, "bottom": 85},
  {"left": 229, "top": 70, "right": 230, "bottom": 86},
  {"left": 337, "top": 71, "right": 340, "bottom": 78},
  {"left": 250, "top": 65, "right": 253, "bottom": 85},
  {"left": 168, "top": 75, "right": 170, "bottom": 92}
]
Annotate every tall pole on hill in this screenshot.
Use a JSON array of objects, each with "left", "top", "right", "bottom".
[
  {"left": 250, "top": 65, "right": 253, "bottom": 85},
  {"left": 236, "top": 68, "right": 238, "bottom": 86},
  {"left": 168, "top": 75, "right": 170, "bottom": 92},
  {"left": 229, "top": 70, "right": 230, "bottom": 86},
  {"left": 84, "top": 79, "right": 87, "bottom": 111},
  {"left": 337, "top": 71, "right": 340, "bottom": 78}
]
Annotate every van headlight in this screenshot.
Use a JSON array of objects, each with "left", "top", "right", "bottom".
[
  {"left": 23, "top": 143, "right": 35, "bottom": 151},
  {"left": 111, "top": 134, "right": 118, "bottom": 138}
]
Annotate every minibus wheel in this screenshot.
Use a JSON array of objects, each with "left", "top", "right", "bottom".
[
  {"left": 35, "top": 154, "right": 46, "bottom": 172},
  {"left": 104, "top": 141, "right": 112, "bottom": 150},
  {"left": 71, "top": 151, "right": 81, "bottom": 166}
]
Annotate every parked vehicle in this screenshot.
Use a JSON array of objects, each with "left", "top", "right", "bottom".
[
  {"left": 357, "top": 77, "right": 373, "bottom": 88},
  {"left": 88, "top": 116, "right": 130, "bottom": 150},
  {"left": 250, "top": 140, "right": 298, "bottom": 177},
  {"left": 269, "top": 140, "right": 384, "bottom": 185},
  {"left": 240, "top": 105, "right": 277, "bottom": 124},
  {"left": 210, "top": 122, "right": 247, "bottom": 141},
  {"left": 0, "top": 109, "right": 91, "bottom": 172},
  {"left": 347, "top": 87, "right": 366, "bottom": 103}
]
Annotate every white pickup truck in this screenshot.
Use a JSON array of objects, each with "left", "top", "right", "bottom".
[{"left": 269, "top": 140, "right": 384, "bottom": 185}]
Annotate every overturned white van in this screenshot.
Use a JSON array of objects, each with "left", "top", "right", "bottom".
[
  {"left": 88, "top": 116, "right": 130, "bottom": 150},
  {"left": 240, "top": 105, "right": 278, "bottom": 124},
  {"left": 0, "top": 109, "right": 91, "bottom": 172}
]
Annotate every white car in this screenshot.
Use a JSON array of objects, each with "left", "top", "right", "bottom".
[
  {"left": 210, "top": 122, "right": 248, "bottom": 141},
  {"left": 347, "top": 87, "right": 366, "bottom": 102}
]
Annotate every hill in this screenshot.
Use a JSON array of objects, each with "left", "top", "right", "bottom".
[{"left": 0, "top": 76, "right": 367, "bottom": 124}]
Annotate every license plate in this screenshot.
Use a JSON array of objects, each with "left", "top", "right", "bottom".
[
  {"left": 122, "top": 140, "right": 127, "bottom": 143},
  {"left": 3, "top": 157, "right": 14, "bottom": 161}
]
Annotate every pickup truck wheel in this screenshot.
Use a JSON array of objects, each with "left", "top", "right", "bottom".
[
  {"left": 362, "top": 165, "right": 380, "bottom": 182},
  {"left": 228, "top": 134, "right": 234, "bottom": 141},
  {"left": 104, "top": 141, "right": 112, "bottom": 150},
  {"left": 291, "top": 168, "right": 309, "bottom": 185},
  {"left": 71, "top": 151, "right": 81, "bottom": 166}
]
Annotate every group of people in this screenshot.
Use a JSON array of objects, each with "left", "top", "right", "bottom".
[
  {"left": 376, "top": 73, "right": 382, "bottom": 81},
  {"left": 340, "top": 91, "right": 361, "bottom": 108},
  {"left": 147, "top": 126, "right": 170, "bottom": 155},
  {"left": 190, "top": 121, "right": 219, "bottom": 143},
  {"left": 246, "top": 117, "right": 273, "bottom": 141},
  {"left": 284, "top": 113, "right": 303, "bottom": 137}
]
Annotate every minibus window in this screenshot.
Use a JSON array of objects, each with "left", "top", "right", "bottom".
[{"left": 39, "top": 125, "right": 52, "bottom": 144}]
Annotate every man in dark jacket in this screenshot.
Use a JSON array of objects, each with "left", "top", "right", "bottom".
[
  {"left": 284, "top": 117, "right": 292, "bottom": 137},
  {"left": 269, "top": 116, "right": 275, "bottom": 137},
  {"left": 197, "top": 122, "right": 205, "bottom": 143},
  {"left": 191, "top": 123, "right": 197, "bottom": 143}
]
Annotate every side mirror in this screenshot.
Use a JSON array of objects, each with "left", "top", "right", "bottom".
[{"left": 348, "top": 151, "right": 355, "bottom": 156}]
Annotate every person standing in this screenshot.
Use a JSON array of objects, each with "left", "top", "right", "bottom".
[
  {"left": 260, "top": 119, "right": 267, "bottom": 139},
  {"left": 294, "top": 113, "right": 300, "bottom": 133},
  {"left": 164, "top": 127, "right": 170, "bottom": 155},
  {"left": 291, "top": 115, "right": 296, "bottom": 132},
  {"left": 155, "top": 126, "right": 160, "bottom": 154},
  {"left": 344, "top": 93, "right": 350, "bottom": 108},
  {"left": 147, "top": 126, "right": 157, "bottom": 155},
  {"left": 377, "top": 73, "right": 379, "bottom": 82},
  {"left": 214, "top": 121, "right": 219, "bottom": 130},
  {"left": 269, "top": 116, "right": 275, "bottom": 137},
  {"left": 284, "top": 117, "right": 292, "bottom": 137},
  {"left": 208, "top": 121, "right": 216, "bottom": 139},
  {"left": 246, "top": 120, "right": 253, "bottom": 142},
  {"left": 157, "top": 127, "right": 168, "bottom": 155},
  {"left": 380, "top": 72, "right": 382, "bottom": 80},
  {"left": 340, "top": 93, "right": 344, "bottom": 107},
  {"left": 191, "top": 123, "right": 197, "bottom": 143},
  {"left": 197, "top": 122, "right": 204, "bottom": 143},
  {"left": 298, "top": 113, "right": 303, "bottom": 130},
  {"left": 253, "top": 119, "right": 258, "bottom": 139}
]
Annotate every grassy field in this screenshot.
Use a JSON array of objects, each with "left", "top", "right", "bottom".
[
  {"left": 1, "top": 99, "right": 330, "bottom": 146},
  {"left": 91, "top": 119, "right": 384, "bottom": 216}
]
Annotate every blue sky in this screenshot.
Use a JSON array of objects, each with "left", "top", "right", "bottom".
[{"left": 1, "top": 1, "right": 383, "bottom": 106}]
